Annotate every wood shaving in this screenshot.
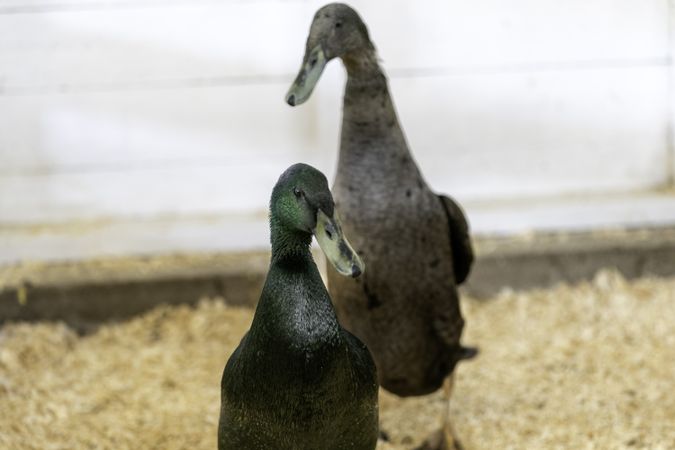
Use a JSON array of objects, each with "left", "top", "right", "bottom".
[{"left": 1, "top": 269, "right": 673, "bottom": 449}]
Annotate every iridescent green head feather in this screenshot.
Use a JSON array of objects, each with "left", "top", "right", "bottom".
[{"left": 270, "top": 163, "right": 364, "bottom": 277}]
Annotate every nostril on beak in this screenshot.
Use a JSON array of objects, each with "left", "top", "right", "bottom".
[
  {"left": 286, "top": 94, "right": 296, "bottom": 106},
  {"left": 351, "top": 265, "right": 362, "bottom": 278}
]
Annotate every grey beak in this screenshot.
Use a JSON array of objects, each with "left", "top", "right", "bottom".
[{"left": 285, "top": 45, "right": 327, "bottom": 106}]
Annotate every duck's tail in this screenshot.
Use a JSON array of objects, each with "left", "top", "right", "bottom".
[{"left": 458, "top": 345, "right": 479, "bottom": 361}]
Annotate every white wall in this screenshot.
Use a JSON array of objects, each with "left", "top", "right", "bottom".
[{"left": 0, "top": 0, "right": 673, "bottom": 226}]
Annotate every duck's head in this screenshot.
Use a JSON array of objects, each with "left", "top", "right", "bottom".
[
  {"left": 271, "top": 163, "right": 364, "bottom": 277},
  {"left": 286, "top": 3, "right": 374, "bottom": 106}
]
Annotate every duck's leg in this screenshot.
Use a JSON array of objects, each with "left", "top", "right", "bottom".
[
  {"left": 414, "top": 374, "right": 463, "bottom": 450},
  {"left": 442, "top": 374, "right": 463, "bottom": 450}
]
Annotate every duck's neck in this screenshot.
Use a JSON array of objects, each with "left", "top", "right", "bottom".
[
  {"left": 258, "top": 215, "right": 341, "bottom": 345},
  {"left": 342, "top": 48, "right": 383, "bottom": 86},
  {"left": 269, "top": 215, "right": 313, "bottom": 265},
  {"left": 339, "top": 49, "right": 410, "bottom": 168}
]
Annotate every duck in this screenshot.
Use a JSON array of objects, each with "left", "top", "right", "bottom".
[
  {"left": 218, "top": 163, "right": 379, "bottom": 450},
  {"left": 286, "top": 4, "right": 477, "bottom": 449}
]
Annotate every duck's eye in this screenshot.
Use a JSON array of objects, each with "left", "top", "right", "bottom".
[
  {"left": 335, "top": 21, "right": 342, "bottom": 28},
  {"left": 309, "top": 57, "right": 318, "bottom": 68},
  {"left": 293, "top": 187, "right": 304, "bottom": 198}
]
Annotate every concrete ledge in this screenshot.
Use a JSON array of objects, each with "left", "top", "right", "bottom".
[
  {"left": 465, "top": 227, "right": 675, "bottom": 297},
  {"left": 2, "top": 227, "right": 675, "bottom": 331},
  {"left": 0, "top": 253, "right": 270, "bottom": 332}
]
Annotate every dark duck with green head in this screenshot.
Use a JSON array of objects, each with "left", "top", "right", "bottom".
[
  {"left": 218, "top": 163, "right": 378, "bottom": 450},
  {"left": 286, "top": 4, "right": 477, "bottom": 449}
]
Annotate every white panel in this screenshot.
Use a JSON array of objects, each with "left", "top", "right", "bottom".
[
  {"left": 0, "top": 0, "right": 668, "bottom": 92},
  {"left": 315, "top": 64, "right": 670, "bottom": 201},
  {"left": 669, "top": 0, "right": 675, "bottom": 185},
  {"left": 0, "top": 80, "right": 331, "bottom": 224},
  {"left": 0, "top": 1, "right": 671, "bottom": 229},
  {"left": 0, "top": 163, "right": 284, "bottom": 224},
  {"left": 0, "top": 0, "right": 239, "bottom": 5},
  {"left": 0, "top": 64, "right": 668, "bottom": 221},
  {"left": 0, "top": 2, "right": 311, "bottom": 91},
  {"left": 350, "top": 0, "right": 670, "bottom": 69},
  {"left": 399, "top": 67, "right": 670, "bottom": 199},
  {"left": 0, "top": 82, "right": 325, "bottom": 171},
  {"left": 2, "top": 66, "right": 668, "bottom": 224},
  {"left": 467, "top": 192, "right": 675, "bottom": 236},
  {"left": 0, "top": 214, "right": 272, "bottom": 265}
]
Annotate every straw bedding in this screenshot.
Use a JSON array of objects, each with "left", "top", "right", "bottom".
[{"left": 1, "top": 270, "right": 673, "bottom": 450}]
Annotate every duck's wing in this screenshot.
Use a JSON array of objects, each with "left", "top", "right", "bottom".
[
  {"left": 437, "top": 194, "right": 474, "bottom": 285},
  {"left": 221, "top": 332, "right": 249, "bottom": 391},
  {"left": 343, "top": 329, "right": 378, "bottom": 389}
]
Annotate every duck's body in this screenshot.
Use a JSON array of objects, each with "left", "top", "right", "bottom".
[
  {"left": 287, "top": 3, "right": 475, "bottom": 399},
  {"left": 218, "top": 164, "right": 378, "bottom": 450},
  {"left": 219, "top": 260, "right": 378, "bottom": 450},
  {"left": 329, "top": 61, "right": 472, "bottom": 396}
]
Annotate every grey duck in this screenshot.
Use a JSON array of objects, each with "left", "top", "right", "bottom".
[{"left": 286, "top": 4, "right": 477, "bottom": 449}]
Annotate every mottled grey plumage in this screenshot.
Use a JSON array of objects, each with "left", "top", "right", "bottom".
[{"left": 287, "top": 3, "right": 476, "bottom": 398}]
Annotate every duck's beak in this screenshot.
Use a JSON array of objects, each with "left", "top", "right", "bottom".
[
  {"left": 313, "top": 209, "right": 364, "bottom": 278},
  {"left": 285, "top": 44, "right": 327, "bottom": 106}
]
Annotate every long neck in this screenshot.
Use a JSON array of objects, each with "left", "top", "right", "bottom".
[
  {"left": 269, "top": 215, "right": 313, "bottom": 265},
  {"left": 252, "top": 216, "right": 341, "bottom": 350},
  {"left": 342, "top": 50, "right": 397, "bottom": 129},
  {"left": 338, "top": 49, "right": 411, "bottom": 171},
  {"left": 267, "top": 213, "right": 338, "bottom": 324}
]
